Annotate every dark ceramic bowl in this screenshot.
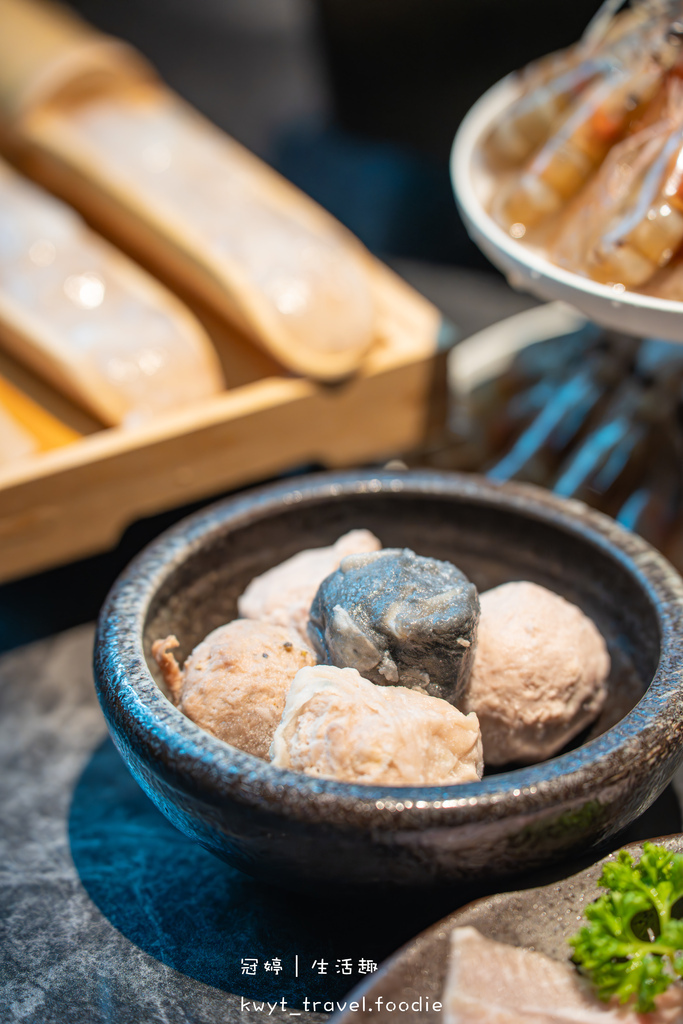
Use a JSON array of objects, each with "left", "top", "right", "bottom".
[{"left": 94, "top": 470, "right": 683, "bottom": 891}]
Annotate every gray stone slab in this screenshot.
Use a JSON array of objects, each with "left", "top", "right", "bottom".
[
  {"left": 2, "top": 625, "right": 681, "bottom": 1024},
  {"left": 0, "top": 626, "right": 328, "bottom": 1024}
]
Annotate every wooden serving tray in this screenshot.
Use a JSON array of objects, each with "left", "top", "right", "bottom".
[{"left": 0, "top": 260, "right": 450, "bottom": 583}]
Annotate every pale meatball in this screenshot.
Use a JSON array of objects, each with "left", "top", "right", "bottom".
[
  {"left": 237, "top": 529, "right": 381, "bottom": 641},
  {"left": 152, "top": 620, "right": 315, "bottom": 759},
  {"left": 270, "top": 664, "right": 483, "bottom": 786},
  {"left": 461, "top": 581, "right": 610, "bottom": 766}
]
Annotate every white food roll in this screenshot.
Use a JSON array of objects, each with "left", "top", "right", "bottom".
[
  {"left": 65, "top": 93, "right": 377, "bottom": 356},
  {"left": 0, "top": 158, "right": 223, "bottom": 426}
]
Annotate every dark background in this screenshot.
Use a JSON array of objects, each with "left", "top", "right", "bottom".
[
  {"left": 1, "top": 0, "right": 604, "bottom": 651},
  {"left": 64, "top": 0, "right": 604, "bottom": 263}
]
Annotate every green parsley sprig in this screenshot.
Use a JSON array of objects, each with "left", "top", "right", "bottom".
[{"left": 569, "top": 842, "right": 683, "bottom": 1012}]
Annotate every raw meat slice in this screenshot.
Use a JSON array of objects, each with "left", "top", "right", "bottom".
[{"left": 443, "top": 927, "right": 683, "bottom": 1023}]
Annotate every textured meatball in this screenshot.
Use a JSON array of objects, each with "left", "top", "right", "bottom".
[
  {"left": 461, "top": 581, "right": 610, "bottom": 765},
  {"left": 152, "top": 620, "right": 315, "bottom": 759},
  {"left": 270, "top": 664, "right": 483, "bottom": 786},
  {"left": 308, "top": 548, "right": 479, "bottom": 703},
  {"left": 237, "top": 529, "right": 381, "bottom": 642}
]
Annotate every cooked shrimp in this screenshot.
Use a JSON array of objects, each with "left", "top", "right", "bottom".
[
  {"left": 548, "top": 73, "right": 683, "bottom": 286},
  {"left": 586, "top": 122, "right": 683, "bottom": 283},
  {"left": 484, "top": 57, "right": 606, "bottom": 169},
  {"left": 494, "top": 45, "right": 673, "bottom": 232},
  {"left": 484, "top": 1, "right": 656, "bottom": 168}
]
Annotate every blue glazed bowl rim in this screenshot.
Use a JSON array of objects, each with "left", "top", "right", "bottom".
[{"left": 94, "top": 469, "right": 683, "bottom": 829}]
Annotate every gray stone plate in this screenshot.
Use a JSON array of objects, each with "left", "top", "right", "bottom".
[{"left": 331, "top": 835, "right": 683, "bottom": 1023}]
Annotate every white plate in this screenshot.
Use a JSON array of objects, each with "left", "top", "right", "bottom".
[{"left": 450, "top": 75, "right": 683, "bottom": 342}]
